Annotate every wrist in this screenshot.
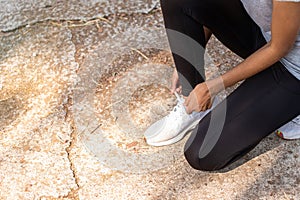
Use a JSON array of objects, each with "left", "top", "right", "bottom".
[{"left": 206, "top": 77, "right": 225, "bottom": 96}]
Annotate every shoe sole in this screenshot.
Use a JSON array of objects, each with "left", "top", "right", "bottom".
[
  {"left": 146, "top": 119, "right": 200, "bottom": 147},
  {"left": 276, "top": 130, "right": 300, "bottom": 140}
]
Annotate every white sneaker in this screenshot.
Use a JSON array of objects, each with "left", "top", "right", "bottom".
[
  {"left": 144, "top": 92, "right": 218, "bottom": 147},
  {"left": 276, "top": 115, "right": 300, "bottom": 140}
]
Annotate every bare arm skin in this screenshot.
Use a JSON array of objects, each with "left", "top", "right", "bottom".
[{"left": 185, "top": 1, "right": 300, "bottom": 114}]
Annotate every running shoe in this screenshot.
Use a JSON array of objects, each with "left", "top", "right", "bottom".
[
  {"left": 276, "top": 115, "right": 300, "bottom": 140},
  {"left": 144, "top": 92, "right": 218, "bottom": 147}
]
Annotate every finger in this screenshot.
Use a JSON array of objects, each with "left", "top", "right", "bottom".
[
  {"left": 184, "top": 95, "right": 190, "bottom": 106},
  {"left": 185, "top": 104, "right": 192, "bottom": 114},
  {"left": 207, "top": 100, "right": 213, "bottom": 109},
  {"left": 170, "top": 75, "right": 178, "bottom": 94},
  {"left": 170, "top": 83, "right": 178, "bottom": 94},
  {"left": 182, "top": 96, "right": 188, "bottom": 105},
  {"left": 170, "top": 80, "right": 175, "bottom": 91},
  {"left": 176, "top": 86, "right": 182, "bottom": 94},
  {"left": 204, "top": 105, "right": 209, "bottom": 111},
  {"left": 170, "top": 87, "right": 175, "bottom": 94},
  {"left": 205, "top": 101, "right": 212, "bottom": 111}
]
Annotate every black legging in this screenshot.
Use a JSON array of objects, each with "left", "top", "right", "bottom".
[{"left": 161, "top": 0, "right": 300, "bottom": 171}]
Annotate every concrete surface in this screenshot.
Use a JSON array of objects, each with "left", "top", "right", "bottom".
[{"left": 0, "top": 0, "right": 299, "bottom": 199}]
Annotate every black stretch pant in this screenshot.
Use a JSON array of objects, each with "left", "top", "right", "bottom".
[{"left": 160, "top": 0, "right": 300, "bottom": 171}]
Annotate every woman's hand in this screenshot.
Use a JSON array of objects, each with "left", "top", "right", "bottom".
[
  {"left": 184, "top": 83, "right": 213, "bottom": 114},
  {"left": 184, "top": 77, "right": 224, "bottom": 114},
  {"left": 170, "top": 68, "right": 182, "bottom": 94}
]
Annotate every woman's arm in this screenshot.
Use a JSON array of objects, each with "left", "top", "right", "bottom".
[
  {"left": 220, "top": 1, "right": 300, "bottom": 89},
  {"left": 185, "top": 1, "right": 300, "bottom": 114}
]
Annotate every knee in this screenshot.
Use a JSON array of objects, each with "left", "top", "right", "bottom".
[{"left": 184, "top": 148, "right": 222, "bottom": 171}]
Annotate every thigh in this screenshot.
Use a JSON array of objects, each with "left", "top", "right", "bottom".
[
  {"left": 208, "top": 1, "right": 267, "bottom": 58},
  {"left": 184, "top": 63, "right": 300, "bottom": 171},
  {"left": 183, "top": 0, "right": 267, "bottom": 58}
]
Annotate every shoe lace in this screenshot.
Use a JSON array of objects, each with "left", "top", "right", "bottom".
[{"left": 166, "top": 92, "right": 186, "bottom": 121}]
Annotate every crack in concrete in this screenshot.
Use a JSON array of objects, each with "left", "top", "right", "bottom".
[
  {"left": 61, "top": 25, "right": 82, "bottom": 197},
  {"left": 1, "top": 9, "right": 164, "bottom": 199},
  {"left": 50, "top": 26, "right": 83, "bottom": 199},
  {"left": 0, "top": 1, "right": 160, "bottom": 33},
  {"left": 61, "top": 95, "right": 80, "bottom": 200},
  {"left": 0, "top": 18, "right": 106, "bottom": 34}
]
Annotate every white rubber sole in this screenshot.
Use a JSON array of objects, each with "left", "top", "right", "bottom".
[
  {"left": 276, "top": 130, "right": 300, "bottom": 140},
  {"left": 146, "top": 119, "right": 200, "bottom": 147}
]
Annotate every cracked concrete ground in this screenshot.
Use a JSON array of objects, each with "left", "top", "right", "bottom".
[{"left": 0, "top": 1, "right": 299, "bottom": 199}]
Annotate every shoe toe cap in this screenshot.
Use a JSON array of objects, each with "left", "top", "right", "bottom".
[{"left": 144, "top": 117, "right": 166, "bottom": 139}]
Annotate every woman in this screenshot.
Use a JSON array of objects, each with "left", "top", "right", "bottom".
[{"left": 144, "top": 0, "right": 300, "bottom": 171}]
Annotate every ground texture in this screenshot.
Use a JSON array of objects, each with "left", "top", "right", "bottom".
[{"left": 0, "top": 1, "right": 299, "bottom": 199}]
